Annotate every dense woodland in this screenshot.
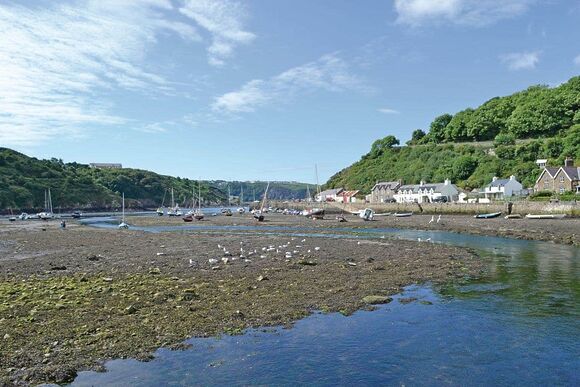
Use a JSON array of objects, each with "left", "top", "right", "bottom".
[
  {"left": 327, "top": 76, "right": 580, "bottom": 193},
  {"left": 0, "top": 148, "right": 312, "bottom": 211}
]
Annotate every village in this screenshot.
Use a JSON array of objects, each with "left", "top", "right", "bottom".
[{"left": 315, "top": 157, "right": 580, "bottom": 205}]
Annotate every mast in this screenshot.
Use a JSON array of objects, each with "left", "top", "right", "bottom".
[
  {"left": 315, "top": 164, "right": 321, "bottom": 197},
  {"left": 306, "top": 185, "right": 311, "bottom": 202},
  {"left": 171, "top": 188, "right": 175, "bottom": 208},
  {"left": 48, "top": 188, "right": 53, "bottom": 214},
  {"left": 260, "top": 182, "right": 270, "bottom": 212},
  {"left": 228, "top": 185, "right": 231, "bottom": 206},
  {"left": 122, "top": 192, "right": 125, "bottom": 223},
  {"left": 198, "top": 180, "right": 202, "bottom": 211},
  {"left": 240, "top": 184, "right": 244, "bottom": 205}
]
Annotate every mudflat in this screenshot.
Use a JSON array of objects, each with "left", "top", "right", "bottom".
[{"left": 0, "top": 215, "right": 483, "bottom": 386}]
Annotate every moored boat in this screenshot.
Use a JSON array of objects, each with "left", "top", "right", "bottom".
[
  {"left": 474, "top": 212, "right": 502, "bottom": 219},
  {"left": 525, "top": 213, "right": 567, "bottom": 219},
  {"left": 504, "top": 214, "right": 522, "bottom": 219},
  {"left": 393, "top": 212, "right": 413, "bottom": 217}
]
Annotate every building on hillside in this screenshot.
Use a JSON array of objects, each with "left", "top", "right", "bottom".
[
  {"left": 536, "top": 159, "right": 548, "bottom": 168},
  {"left": 534, "top": 158, "right": 580, "bottom": 194},
  {"left": 336, "top": 190, "right": 360, "bottom": 203},
  {"left": 393, "top": 179, "right": 459, "bottom": 204},
  {"left": 89, "top": 163, "right": 122, "bottom": 169},
  {"left": 483, "top": 176, "right": 524, "bottom": 200},
  {"left": 369, "top": 181, "right": 401, "bottom": 203},
  {"left": 315, "top": 188, "right": 344, "bottom": 202}
]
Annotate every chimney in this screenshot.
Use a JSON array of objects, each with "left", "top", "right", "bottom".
[
  {"left": 564, "top": 157, "right": 574, "bottom": 167},
  {"left": 510, "top": 175, "right": 515, "bottom": 181},
  {"left": 492, "top": 176, "right": 498, "bottom": 182},
  {"left": 420, "top": 180, "right": 425, "bottom": 186},
  {"left": 444, "top": 179, "right": 451, "bottom": 186}
]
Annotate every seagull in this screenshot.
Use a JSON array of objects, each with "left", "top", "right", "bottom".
[
  {"left": 428, "top": 216, "right": 434, "bottom": 224},
  {"left": 314, "top": 247, "right": 321, "bottom": 251},
  {"left": 357, "top": 241, "right": 361, "bottom": 245},
  {"left": 189, "top": 259, "right": 193, "bottom": 265},
  {"left": 208, "top": 258, "right": 218, "bottom": 265},
  {"left": 437, "top": 215, "right": 442, "bottom": 223},
  {"left": 380, "top": 235, "right": 385, "bottom": 239},
  {"left": 301, "top": 239, "right": 306, "bottom": 243},
  {"left": 426, "top": 238, "right": 432, "bottom": 242}
]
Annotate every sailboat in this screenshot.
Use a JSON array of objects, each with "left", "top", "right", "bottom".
[
  {"left": 194, "top": 180, "right": 204, "bottom": 221},
  {"left": 38, "top": 188, "right": 55, "bottom": 220},
  {"left": 237, "top": 184, "right": 245, "bottom": 214},
  {"left": 182, "top": 189, "right": 196, "bottom": 222},
  {"left": 167, "top": 188, "right": 182, "bottom": 216},
  {"left": 118, "top": 192, "right": 129, "bottom": 229},
  {"left": 156, "top": 189, "right": 167, "bottom": 216},
  {"left": 223, "top": 186, "right": 233, "bottom": 216},
  {"left": 302, "top": 165, "right": 324, "bottom": 219},
  {"left": 253, "top": 182, "right": 270, "bottom": 221}
]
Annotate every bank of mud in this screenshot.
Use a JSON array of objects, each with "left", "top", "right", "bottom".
[{"left": 0, "top": 220, "right": 484, "bottom": 386}]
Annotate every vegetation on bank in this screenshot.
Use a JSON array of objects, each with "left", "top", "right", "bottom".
[
  {"left": 0, "top": 148, "right": 313, "bottom": 211},
  {"left": 327, "top": 76, "right": 580, "bottom": 192}
]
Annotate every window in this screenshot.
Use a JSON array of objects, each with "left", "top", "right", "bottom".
[
  {"left": 544, "top": 180, "right": 549, "bottom": 188},
  {"left": 560, "top": 176, "right": 565, "bottom": 183},
  {"left": 559, "top": 186, "right": 565, "bottom": 194}
]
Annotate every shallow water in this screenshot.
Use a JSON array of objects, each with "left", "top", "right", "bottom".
[{"left": 71, "top": 221, "right": 580, "bottom": 386}]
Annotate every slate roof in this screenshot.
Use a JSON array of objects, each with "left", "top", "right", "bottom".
[
  {"left": 371, "top": 181, "right": 400, "bottom": 191},
  {"left": 561, "top": 167, "right": 580, "bottom": 180},
  {"left": 397, "top": 183, "right": 456, "bottom": 194},
  {"left": 317, "top": 188, "right": 343, "bottom": 197}
]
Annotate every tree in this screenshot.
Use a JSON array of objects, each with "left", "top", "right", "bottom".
[
  {"left": 427, "top": 114, "right": 452, "bottom": 142},
  {"left": 493, "top": 133, "right": 515, "bottom": 147},
  {"left": 445, "top": 109, "right": 474, "bottom": 142},
  {"left": 451, "top": 155, "right": 478, "bottom": 181},
  {"left": 467, "top": 97, "right": 514, "bottom": 141},
  {"left": 406, "top": 129, "right": 426, "bottom": 145},
  {"left": 370, "top": 135, "right": 399, "bottom": 157},
  {"left": 507, "top": 90, "right": 572, "bottom": 137}
]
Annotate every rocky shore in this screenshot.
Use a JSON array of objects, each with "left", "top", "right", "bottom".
[{"left": 0, "top": 217, "right": 484, "bottom": 386}]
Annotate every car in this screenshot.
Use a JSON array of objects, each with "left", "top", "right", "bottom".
[{"left": 432, "top": 196, "right": 448, "bottom": 203}]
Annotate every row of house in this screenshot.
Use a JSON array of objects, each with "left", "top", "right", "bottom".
[{"left": 318, "top": 158, "right": 578, "bottom": 205}]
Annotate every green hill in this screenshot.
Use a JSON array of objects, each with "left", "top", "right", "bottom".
[
  {"left": 327, "top": 76, "right": 580, "bottom": 192},
  {"left": 0, "top": 148, "right": 314, "bottom": 211}
]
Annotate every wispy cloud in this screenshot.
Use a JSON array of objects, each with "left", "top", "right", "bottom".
[
  {"left": 500, "top": 51, "right": 541, "bottom": 70},
  {"left": 378, "top": 108, "right": 400, "bottom": 114},
  {"left": 0, "top": 0, "right": 201, "bottom": 146},
  {"left": 574, "top": 54, "right": 580, "bottom": 66},
  {"left": 180, "top": 0, "right": 255, "bottom": 66},
  {"left": 394, "top": 0, "right": 535, "bottom": 27},
  {"left": 212, "top": 53, "right": 371, "bottom": 113}
]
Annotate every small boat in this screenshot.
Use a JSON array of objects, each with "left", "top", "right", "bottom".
[
  {"left": 71, "top": 211, "right": 82, "bottom": 219},
  {"left": 302, "top": 208, "right": 325, "bottom": 219},
  {"left": 254, "top": 182, "right": 270, "bottom": 222},
  {"left": 525, "top": 214, "right": 567, "bottom": 219},
  {"left": 393, "top": 212, "right": 413, "bottom": 217},
  {"left": 336, "top": 215, "right": 348, "bottom": 222},
  {"left": 194, "top": 180, "right": 204, "bottom": 220},
  {"left": 156, "top": 207, "right": 164, "bottom": 216},
  {"left": 223, "top": 209, "right": 233, "bottom": 216},
  {"left": 38, "top": 188, "right": 55, "bottom": 220},
  {"left": 118, "top": 192, "right": 129, "bottom": 229},
  {"left": 504, "top": 214, "right": 522, "bottom": 219},
  {"left": 182, "top": 214, "right": 193, "bottom": 222},
  {"left": 157, "top": 189, "right": 168, "bottom": 216},
  {"left": 237, "top": 207, "right": 245, "bottom": 214},
  {"left": 474, "top": 212, "right": 502, "bottom": 219},
  {"left": 18, "top": 213, "right": 28, "bottom": 220},
  {"left": 360, "top": 208, "right": 374, "bottom": 221}
]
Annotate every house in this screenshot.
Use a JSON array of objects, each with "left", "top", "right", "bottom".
[
  {"left": 315, "top": 188, "right": 344, "bottom": 202},
  {"left": 535, "top": 158, "right": 580, "bottom": 194},
  {"left": 369, "top": 181, "right": 401, "bottom": 203},
  {"left": 89, "top": 163, "right": 122, "bottom": 169},
  {"left": 336, "top": 190, "right": 360, "bottom": 203},
  {"left": 393, "top": 179, "right": 459, "bottom": 203},
  {"left": 483, "top": 176, "right": 524, "bottom": 200},
  {"left": 536, "top": 159, "right": 548, "bottom": 168}
]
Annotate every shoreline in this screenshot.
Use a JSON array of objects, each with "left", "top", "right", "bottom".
[{"left": 0, "top": 220, "right": 484, "bottom": 386}]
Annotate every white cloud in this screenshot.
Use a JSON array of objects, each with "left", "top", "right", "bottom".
[
  {"left": 180, "top": 0, "right": 255, "bottom": 66},
  {"left": 212, "top": 54, "right": 370, "bottom": 113},
  {"left": 500, "top": 51, "right": 541, "bottom": 70},
  {"left": 0, "top": 0, "right": 200, "bottom": 146},
  {"left": 378, "top": 108, "right": 400, "bottom": 114},
  {"left": 394, "top": 0, "right": 535, "bottom": 27},
  {"left": 574, "top": 54, "right": 580, "bottom": 66}
]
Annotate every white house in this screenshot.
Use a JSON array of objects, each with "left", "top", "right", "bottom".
[
  {"left": 315, "top": 188, "right": 344, "bottom": 202},
  {"left": 393, "top": 180, "right": 459, "bottom": 203},
  {"left": 484, "top": 175, "right": 523, "bottom": 200}
]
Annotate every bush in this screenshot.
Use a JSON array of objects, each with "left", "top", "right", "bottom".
[{"left": 494, "top": 133, "right": 516, "bottom": 146}]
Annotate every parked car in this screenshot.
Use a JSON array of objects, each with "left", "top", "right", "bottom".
[{"left": 432, "top": 196, "right": 448, "bottom": 203}]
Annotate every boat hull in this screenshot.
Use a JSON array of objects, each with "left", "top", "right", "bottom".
[
  {"left": 525, "top": 214, "right": 567, "bottom": 219},
  {"left": 474, "top": 212, "right": 502, "bottom": 219}
]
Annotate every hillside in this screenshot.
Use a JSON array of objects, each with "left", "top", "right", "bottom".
[
  {"left": 327, "top": 76, "right": 580, "bottom": 192},
  {"left": 0, "top": 148, "right": 313, "bottom": 211}
]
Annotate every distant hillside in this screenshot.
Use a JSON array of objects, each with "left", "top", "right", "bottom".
[
  {"left": 0, "top": 148, "right": 313, "bottom": 211},
  {"left": 214, "top": 181, "right": 315, "bottom": 202},
  {"left": 327, "top": 76, "right": 580, "bottom": 192}
]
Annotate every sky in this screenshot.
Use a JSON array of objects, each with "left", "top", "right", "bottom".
[{"left": 1, "top": 0, "right": 579, "bottom": 183}]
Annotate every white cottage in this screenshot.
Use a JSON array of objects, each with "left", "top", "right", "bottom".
[
  {"left": 484, "top": 176, "right": 523, "bottom": 200},
  {"left": 393, "top": 180, "right": 459, "bottom": 203}
]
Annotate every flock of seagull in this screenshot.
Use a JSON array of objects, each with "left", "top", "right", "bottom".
[{"left": 202, "top": 237, "right": 322, "bottom": 268}]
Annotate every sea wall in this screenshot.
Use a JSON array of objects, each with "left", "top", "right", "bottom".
[{"left": 272, "top": 200, "right": 579, "bottom": 216}]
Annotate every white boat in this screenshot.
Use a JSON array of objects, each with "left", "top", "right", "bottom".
[
  {"left": 303, "top": 165, "right": 325, "bottom": 219},
  {"left": 360, "top": 208, "right": 374, "bottom": 221},
  {"left": 525, "top": 214, "right": 567, "bottom": 219},
  {"left": 237, "top": 207, "right": 246, "bottom": 214},
  {"left": 156, "top": 189, "right": 167, "bottom": 216},
  {"left": 18, "top": 213, "right": 28, "bottom": 220},
  {"left": 38, "top": 188, "right": 54, "bottom": 220},
  {"left": 118, "top": 192, "right": 129, "bottom": 229}
]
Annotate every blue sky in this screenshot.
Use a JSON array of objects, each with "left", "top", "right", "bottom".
[{"left": 1, "top": 0, "right": 579, "bottom": 183}]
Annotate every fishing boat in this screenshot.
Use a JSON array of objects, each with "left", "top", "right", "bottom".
[
  {"left": 38, "top": 188, "right": 54, "bottom": 220},
  {"left": 393, "top": 212, "right": 413, "bottom": 217},
  {"left": 525, "top": 214, "right": 567, "bottom": 219},
  {"left": 474, "top": 212, "right": 502, "bottom": 219},
  {"left": 254, "top": 182, "right": 270, "bottom": 222},
  {"left": 118, "top": 193, "right": 129, "bottom": 229}
]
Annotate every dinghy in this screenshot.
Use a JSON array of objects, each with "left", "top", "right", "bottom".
[
  {"left": 525, "top": 214, "right": 567, "bottom": 219},
  {"left": 504, "top": 214, "right": 522, "bottom": 219},
  {"left": 393, "top": 212, "right": 413, "bottom": 217},
  {"left": 474, "top": 212, "right": 502, "bottom": 219},
  {"left": 118, "top": 192, "right": 129, "bottom": 229}
]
